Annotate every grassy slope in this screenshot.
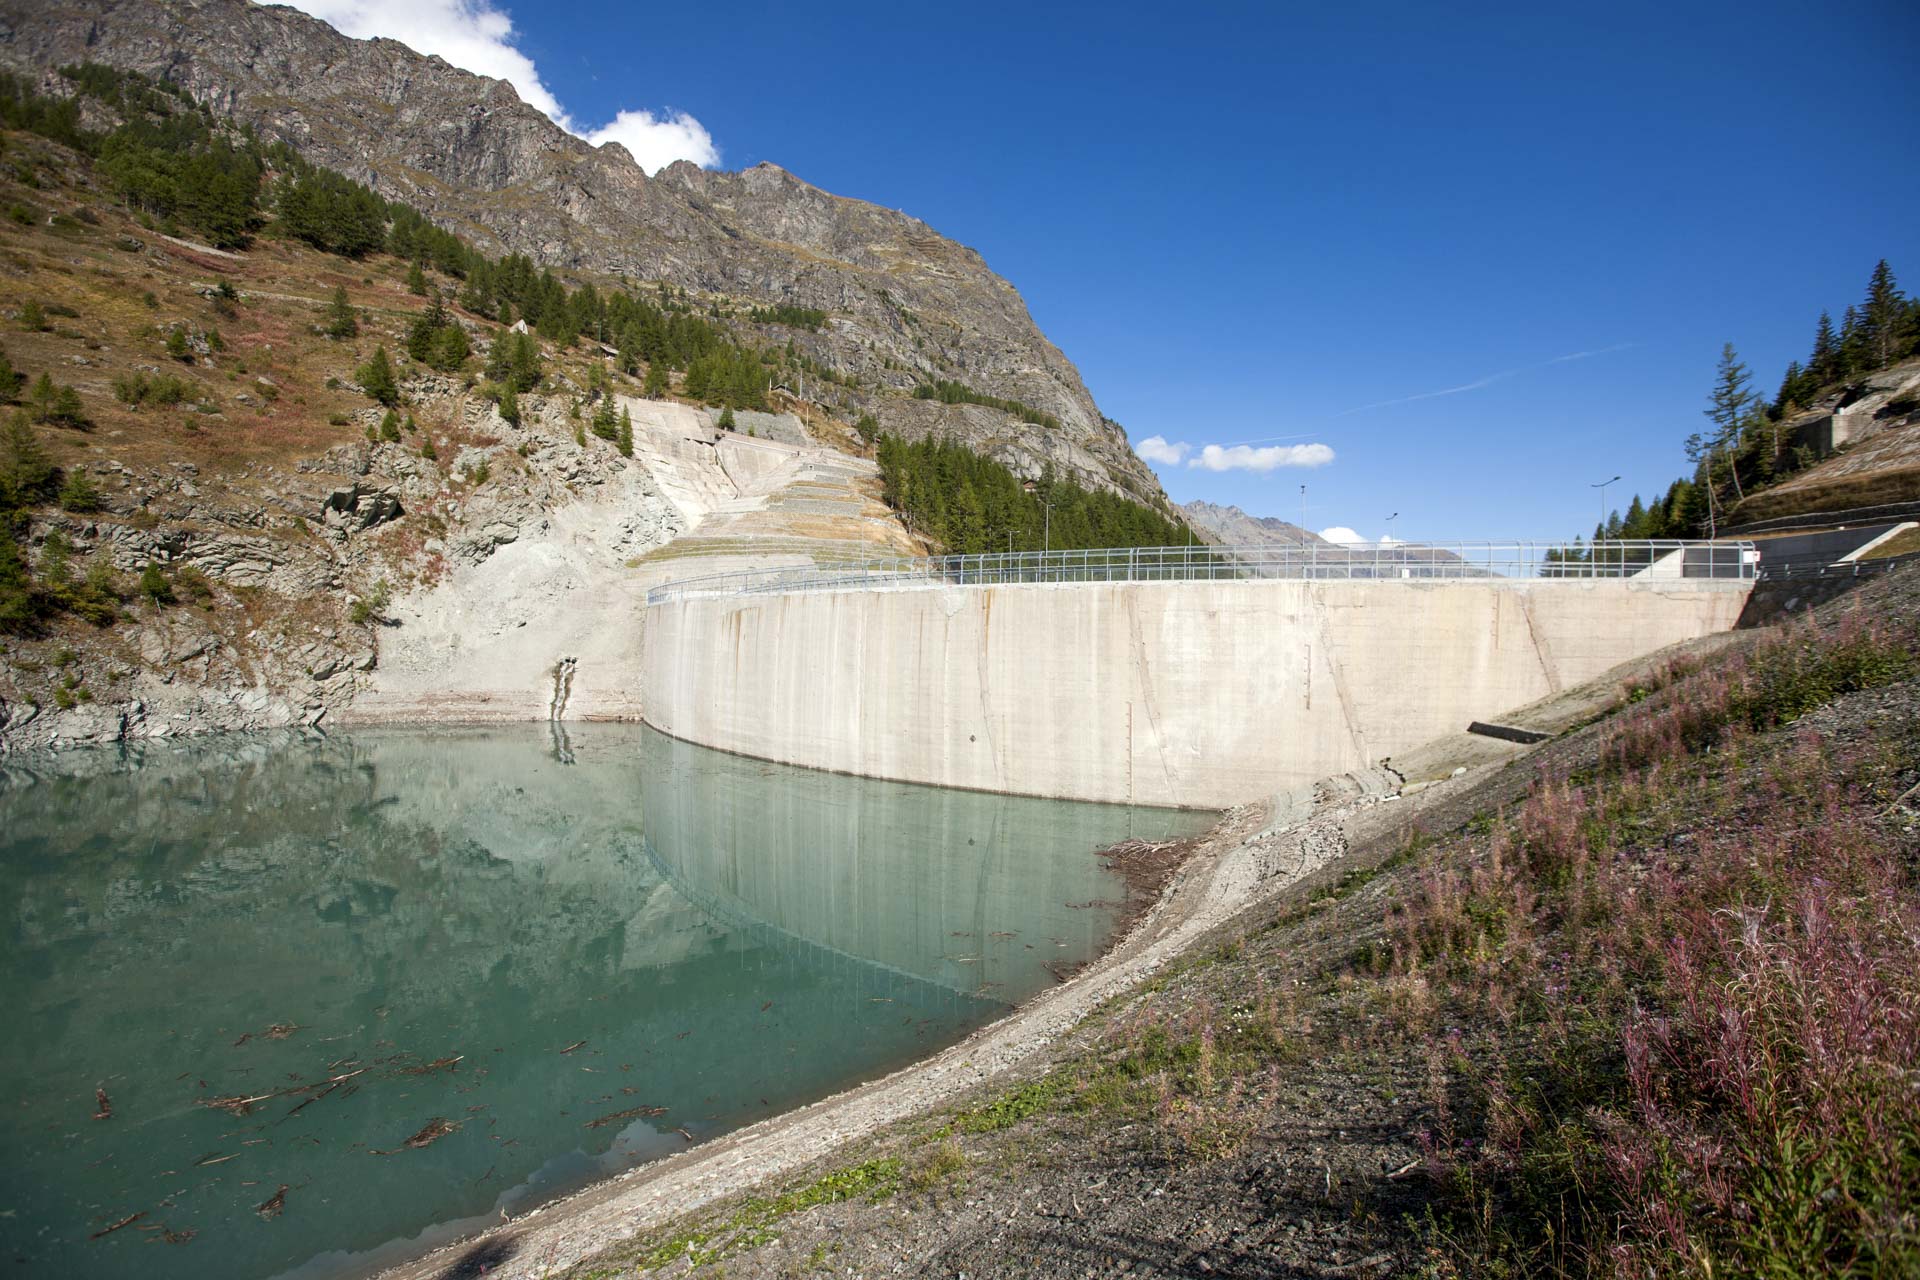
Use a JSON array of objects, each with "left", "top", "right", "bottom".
[{"left": 572, "top": 567, "right": 1920, "bottom": 1280}]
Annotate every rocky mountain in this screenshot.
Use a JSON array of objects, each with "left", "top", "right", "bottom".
[
  {"left": 1180, "top": 500, "right": 1329, "bottom": 547},
  {"left": 0, "top": 0, "right": 1169, "bottom": 507}
]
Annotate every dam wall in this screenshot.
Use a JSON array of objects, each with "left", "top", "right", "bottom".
[{"left": 640, "top": 578, "right": 1752, "bottom": 808}]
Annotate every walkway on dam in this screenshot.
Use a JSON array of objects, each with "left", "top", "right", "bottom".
[{"left": 646, "top": 538, "right": 1759, "bottom": 604}]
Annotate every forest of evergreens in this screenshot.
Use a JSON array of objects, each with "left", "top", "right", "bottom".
[{"left": 875, "top": 434, "right": 1187, "bottom": 554}]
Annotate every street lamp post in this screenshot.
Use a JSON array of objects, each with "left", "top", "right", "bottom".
[
  {"left": 1385, "top": 511, "right": 1398, "bottom": 541},
  {"left": 1592, "top": 474, "right": 1620, "bottom": 576}
]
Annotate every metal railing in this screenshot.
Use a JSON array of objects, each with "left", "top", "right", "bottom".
[{"left": 644, "top": 540, "right": 1758, "bottom": 605}]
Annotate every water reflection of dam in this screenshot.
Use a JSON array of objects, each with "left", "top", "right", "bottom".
[
  {"left": 639, "top": 728, "right": 1201, "bottom": 1003},
  {"left": 0, "top": 725, "right": 1209, "bottom": 1280}
]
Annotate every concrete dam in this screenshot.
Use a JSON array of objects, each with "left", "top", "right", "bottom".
[{"left": 639, "top": 546, "right": 1756, "bottom": 808}]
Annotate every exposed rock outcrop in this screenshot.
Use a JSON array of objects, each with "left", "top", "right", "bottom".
[{"left": 0, "top": 0, "right": 1170, "bottom": 506}]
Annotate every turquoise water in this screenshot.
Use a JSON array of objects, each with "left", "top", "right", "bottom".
[{"left": 0, "top": 724, "right": 1210, "bottom": 1279}]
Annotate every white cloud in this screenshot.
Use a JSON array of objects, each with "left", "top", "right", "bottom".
[
  {"left": 1134, "top": 435, "right": 1191, "bottom": 466},
  {"left": 584, "top": 110, "right": 720, "bottom": 173},
  {"left": 1188, "top": 442, "right": 1335, "bottom": 473},
  {"left": 1321, "top": 527, "right": 1405, "bottom": 546},
  {"left": 285, "top": 0, "right": 720, "bottom": 173}
]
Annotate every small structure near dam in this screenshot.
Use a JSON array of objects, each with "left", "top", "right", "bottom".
[{"left": 640, "top": 541, "right": 1757, "bottom": 808}]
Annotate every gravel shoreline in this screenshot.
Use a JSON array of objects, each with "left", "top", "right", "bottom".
[{"left": 373, "top": 778, "right": 1405, "bottom": 1280}]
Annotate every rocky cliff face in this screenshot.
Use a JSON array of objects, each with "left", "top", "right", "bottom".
[
  {"left": 0, "top": 0, "right": 1167, "bottom": 506},
  {"left": 1181, "top": 500, "right": 1329, "bottom": 547}
]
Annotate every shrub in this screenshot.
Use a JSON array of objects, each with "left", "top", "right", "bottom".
[
  {"left": 348, "top": 578, "right": 391, "bottom": 625},
  {"left": 112, "top": 371, "right": 191, "bottom": 409},
  {"left": 174, "top": 563, "right": 215, "bottom": 607},
  {"left": 419, "top": 436, "right": 437, "bottom": 461},
  {"left": 138, "top": 561, "right": 175, "bottom": 605},
  {"left": 0, "top": 345, "right": 20, "bottom": 402},
  {"left": 164, "top": 327, "right": 191, "bottom": 361},
  {"left": 18, "top": 299, "right": 48, "bottom": 331},
  {"left": 378, "top": 409, "right": 402, "bottom": 443},
  {"left": 57, "top": 468, "right": 100, "bottom": 512},
  {"left": 26, "top": 374, "right": 87, "bottom": 428}
]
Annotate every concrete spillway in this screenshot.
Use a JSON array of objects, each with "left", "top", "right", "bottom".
[{"left": 640, "top": 577, "right": 1753, "bottom": 807}]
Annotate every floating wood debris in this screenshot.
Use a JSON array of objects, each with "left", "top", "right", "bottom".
[
  {"left": 584, "top": 1104, "right": 668, "bottom": 1130},
  {"left": 255, "top": 1185, "right": 289, "bottom": 1219},
  {"left": 372, "top": 1117, "right": 460, "bottom": 1154},
  {"left": 90, "top": 1212, "right": 144, "bottom": 1239},
  {"left": 93, "top": 1088, "right": 112, "bottom": 1120}
]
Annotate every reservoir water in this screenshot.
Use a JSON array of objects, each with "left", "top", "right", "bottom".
[{"left": 0, "top": 724, "right": 1211, "bottom": 1279}]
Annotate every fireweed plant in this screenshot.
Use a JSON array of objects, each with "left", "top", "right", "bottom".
[{"left": 1393, "top": 608, "right": 1919, "bottom": 1278}]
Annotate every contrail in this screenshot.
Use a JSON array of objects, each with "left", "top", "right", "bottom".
[{"left": 1336, "top": 342, "right": 1637, "bottom": 417}]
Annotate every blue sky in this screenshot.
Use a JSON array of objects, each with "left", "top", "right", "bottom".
[{"left": 293, "top": 0, "right": 1919, "bottom": 541}]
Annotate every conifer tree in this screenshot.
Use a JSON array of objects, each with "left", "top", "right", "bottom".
[
  {"left": 1809, "top": 311, "right": 1840, "bottom": 386},
  {"left": 1839, "top": 305, "right": 1866, "bottom": 375},
  {"left": 1774, "top": 360, "right": 1805, "bottom": 413},
  {"left": 406, "top": 259, "right": 427, "bottom": 296},
  {"left": 717, "top": 406, "right": 735, "bottom": 432},
  {"left": 0, "top": 345, "right": 18, "bottom": 402},
  {"left": 323, "top": 284, "right": 358, "bottom": 340},
  {"left": 357, "top": 346, "right": 399, "bottom": 407},
  {"left": 1700, "top": 343, "right": 1755, "bottom": 502},
  {"left": 0, "top": 532, "right": 35, "bottom": 634},
  {"left": 617, "top": 407, "right": 633, "bottom": 457},
  {"left": 1, "top": 411, "right": 56, "bottom": 507},
  {"left": 642, "top": 361, "right": 669, "bottom": 397},
  {"left": 497, "top": 384, "right": 519, "bottom": 426},
  {"left": 1860, "top": 259, "right": 1909, "bottom": 369}
]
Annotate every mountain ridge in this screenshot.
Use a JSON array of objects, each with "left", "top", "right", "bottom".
[{"left": 0, "top": 0, "right": 1169, "bottom": 506}]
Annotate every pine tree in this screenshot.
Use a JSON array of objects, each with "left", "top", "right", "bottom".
[
  {"left": 1774, "top": 360, "right": 1805, "bottom": 413},
  {"left": 497, "top": 384, "right": 519, "bottom": 426},
  {"left": 1, "top": 411, "right": 57, "bottom": 507},
  {"left": 429, "top": 324, "right": 469, "bottom": 372},
  {"left": 1861, "top": 259, "right": 1909, "bottom": 369},
  {"left": 716, "top": 406, "right": 735, "bottom": 433},
  {"left": 1703, "top": 343, "right": 1755, "bottom": 502},
  {"left": 378, "top": 409, "right": 402, "bottom": 442},
  {"left": 0, "top": 345, "right": 20, "bottom": 402},
  {"left": 1839, "top": 305, "right": 1867, "bottom": 375},
  {"left": 0, "top": 531, "right": 36, "bottom": 634},
  {"left": 1809, "top": 311, "right": 1840, "bottom": 386},
  {"left": 1622, "top": 495, "right": 1648, "bottom": 539},
  {"left": 323, "top": 284, "right": 359, "bottom": 340},
  {"left": 591, "top": 396, "right": 618, "bottom": 440},
  {"left": 642, "top": 361, "right": 669, "bottom": 397},
  {"left": 406, "top": 259, "right": 427, "bottom": 296},
  {"left": 58, "top": 468, "right": 100, "bottom": 512},
  {"left": 507, "top": 332, "right": 542, "bottom": 393},
  {"left": 357, "top": 346, "right": 399, "bottom": 407},
  {"left": 617, "top": 407, "right": 633, "bottom": 457}
]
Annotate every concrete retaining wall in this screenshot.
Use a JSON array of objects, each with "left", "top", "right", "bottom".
[{"left": 640, "top": 579, "right": 1752, "bottom": 808}]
